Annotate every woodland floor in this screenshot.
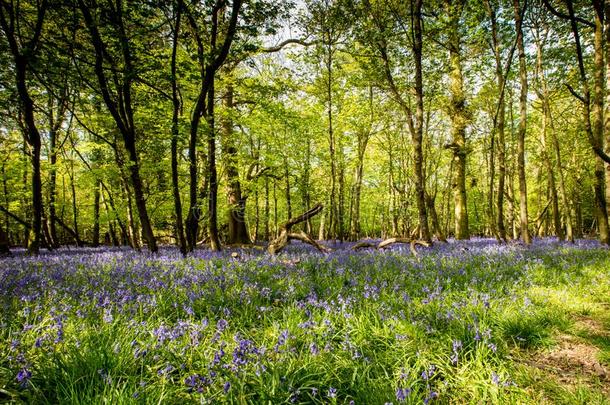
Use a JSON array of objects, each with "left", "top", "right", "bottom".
[{"left": 0, "top": 238, "right": 610, "bottom": 404}]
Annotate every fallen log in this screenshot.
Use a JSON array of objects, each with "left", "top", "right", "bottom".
[
  {"left": 352, "top": 237, "right": 431, "bottom": 256},
  {"left": 268, "top": 203, "right": 330, "bottom": 254}
]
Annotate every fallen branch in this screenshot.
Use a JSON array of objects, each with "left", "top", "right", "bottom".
[
  {"left": 352, "top": 237, "right": 431, "bottom": 256},
  {"left": 352, "top": 241, "right": 377, "bottom": 250},
  {"left": 268, "top": 203, "right": 328, "bottom": 254}
]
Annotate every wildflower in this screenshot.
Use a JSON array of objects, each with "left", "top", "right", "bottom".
[
  {"left": 223, "top": 381, "right": 231, "bottom": 393},
  {"left": 103, "top": 309, "right": 113, "bottom": 323},
  {"left": 16, "top": 368, "right": 31, "bottom": 387},
  {"left": 396, "top": 387, "right": 411, "bottom": 402},
  {"left": 97, "top": 369, "right": 112, "bottom": 385},
  {"left": 328, "top": 387, "right": 337, "bottom": 398},
  {"left": 421, "top": 364, "right": 435, "bottom": 381},
  {"left": 423, "top": 391, "right": 438, "bottom": 404},
  {"left": 217, "top": 319, "right": 228, "bottom": 332},
  {"left": 35, "top": 337, "right": 43, "bottom": 348},
  {"left": 309, "top": 342, "right": 319, "bottom": 355}
]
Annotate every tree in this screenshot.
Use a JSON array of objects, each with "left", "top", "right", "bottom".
[
  {"left": 0, "top": 0, "right": 48, "bottom": 253},
  {"left": 514, "top": 0, "right": 531, "bottom": 244},
  {"left": 76, "top": 0, "right": 158, "bottom": 252},
  {"left": 444, "top": 0, "right": 470, "bottom": 240}
]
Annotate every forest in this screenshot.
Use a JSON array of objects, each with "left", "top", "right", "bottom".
[
  {"left": 1, "top": 0, "right": 610, "bottom": 404},
  {"left": 1, "top": 0, "right": 610, "bottom": 254}
]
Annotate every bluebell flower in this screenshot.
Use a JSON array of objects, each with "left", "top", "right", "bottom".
[
  {"left": 396, "top": 387, "right": 411, "bottom": 402},
  {"left": 16, "top": 368, "right": 31, "bottom": 387}
]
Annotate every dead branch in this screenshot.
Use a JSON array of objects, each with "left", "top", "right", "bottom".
[
  {"left": 352, "top": 241, "right": 377, "bottom": 250},
  {"left": 351, "top": 237, "right": 431, "bottom": 256},
  {"left": 268, "top": 203, "right": 327, "bottom": 254},
  {"left": 288, "top": 231, "right": 331, "bottom": 253}
]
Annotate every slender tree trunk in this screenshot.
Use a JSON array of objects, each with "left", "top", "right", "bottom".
[
  {"left": 92, "top": 180, "right": 101, "bottom": 247},
  {"left": 2, "top": 164, "right": 9, "bottom": 244},
  {"left": 69, "top": 160, "right": 80, "bottom": 246},
  {"left": 0, "top": 225, "right": 9, "bottom": 254},
  {"left": 48, "top": 107, "right": 59, "bottom": 248},
  {"left": 273, "top": 179, "right": 278, "bottom": 237},
  {"left": 264, "top": 176, "right": 270, "bottom": 241},
  {"left": 303, "top": 137, "right": 313, "bottom": 234},
  {"left": 254, "top": 186, "right": 260, "bottom": 241},
  {"left": 350, "top": 133, "right": 368, "bottom": 239},
  {"left": 487, "top": 113, "right": 497, "bottom": 239},
  {"left": 537, "top": 40, "right": 573, "bottom": 241},
  {"left": 170, "top": 0, "right": 187, "bottom": 255},
  {"left": 326, "top": 36, "right": 338, "bottom": 241},
  {"left": 533, "top": 35, "right": 564, "bottom": 240},
  {"left": 426, "top": 192, "right": 446, "bottom": 242},
  {"left": 486, "top": 0, "right": 508, "bottom": 241},
  {"left": 284, "top": 155, "right": 292, "bottom": 221},
  {"left": 207, "top": 79, "right": 221, "bottom": 251},
  {"left": 514, "top": 0, "right": 531, "bottom": 244},
  {"left": 121, "top": 174, "right": 139, "bottom": 248}
]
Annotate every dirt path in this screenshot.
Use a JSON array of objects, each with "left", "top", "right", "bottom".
[{"left": 521, "top": 307, "right": 610, "bottom": 399}]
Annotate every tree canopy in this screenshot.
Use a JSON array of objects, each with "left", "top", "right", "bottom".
[{"left": 1, "top": 0, "right": 609, "bottom": 254}]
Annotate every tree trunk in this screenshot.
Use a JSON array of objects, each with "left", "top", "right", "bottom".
[
  {"left": 117, "top": 160, "right": 138, "bottom": 247},
  {"left": 223, "top": 84, "right": 251, "bottom": 245},
  {"left": 170, "top": 0, "right": 187, "bottom": 255},
  {"left": 514, "top": 0, "right": 531, "bottom": 244},
  {"left": 426, "top": 192, "right": 447, "bottom": 242},
  {"left": 325, "top": 34, "right": 338, "bottom": 241},
  {"left": 303, "top": 137, "right": 313, "bottom": 234},
  {"left": 0, "top": 226, "right": 9, "bottom": 255},
  {"left": 350, "top": 132, "right": 368, "bottom": 240},
  {"left": 69, "top": 160, "right": 81, "bottom": 247},
  {"left": 564, "top": 0, "right": 609, "bottom": 243},
  {"left": 535, "top": 31, "right": 573, "bottom": 241},
  {"left": 92, "top": 180, "right": 101, "bottom": 247},
  {"left": 78, "top": 0, "right": 157, "bottom": 252},
  {"left": 48, "top": 105, "right": 59, "bottom": 248},
  {"left": 445, "top": 0, "right": 469, "bottom": 240},
  {"left": 264, "top": 176, "right": 270, "bottom": 240},
  {"left": 2, "top": 164, "right": 9, "bottom": 245},
  {"left": 592, "top": 6, "right": 610, "bottom": 244},
  {"left": 0, "top": 1, "right": 47, "bottom": 253},
  {"left": 605, "top": 2, "right": 610, "bottom": 224},
  {"left": 284, "top": 154, "right": 292, "bottom": 221},
  {"left": 412, "top": 0, "right": 432, "bottom": 243},
  {"left": 207, "top": 78, "right": 221, "bottom": 251}
]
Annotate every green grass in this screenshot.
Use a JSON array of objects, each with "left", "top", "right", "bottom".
[{"left": 1, "top": 242, "right": 610, "bottom": 403}]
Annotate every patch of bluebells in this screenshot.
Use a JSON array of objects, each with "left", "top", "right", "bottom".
[{"left": 0, "top": 238, "right": 605, "bottom": 401}]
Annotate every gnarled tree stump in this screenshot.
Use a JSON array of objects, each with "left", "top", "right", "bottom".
[{"left": 268, "top": 203, "right": 330, "bottom": 254}]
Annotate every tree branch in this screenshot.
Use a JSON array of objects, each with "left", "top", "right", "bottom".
[{"left": 261, "top": 38, "right": 316, "bottom": 53}]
